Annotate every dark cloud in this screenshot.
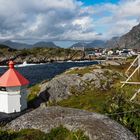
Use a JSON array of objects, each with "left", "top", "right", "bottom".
[{"left": 0, "top": 0, "right": 99, "bottom": 41}]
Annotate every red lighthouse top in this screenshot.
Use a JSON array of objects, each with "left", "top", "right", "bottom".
[{"left": 0, "top": 61, "right": 29, "bottom": 87}]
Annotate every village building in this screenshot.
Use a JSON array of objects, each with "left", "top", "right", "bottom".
[
  {"left": 0, "top": 61, "right": 29, "bottom": 114},
  {"left": 72, "top": 46, "right": 85, "bottom": 51},
  {"left": 107, "top": 50, "right": 114, "bottom": 56}
]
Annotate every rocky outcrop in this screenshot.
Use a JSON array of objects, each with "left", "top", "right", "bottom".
[
  {"left": 102, "top": 60, "right": 122, "bottom": 66},
  {"left": 5, "top": 106, "right": 137, "bottom": 140},
  {"left": 37, "top": 67, "right": 122, "bottom": 104},
  {"left": 39, "top": 74, "right": 83, "bottom": 103}
]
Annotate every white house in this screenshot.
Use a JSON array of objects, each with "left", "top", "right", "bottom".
[
  {"left": 107, "top": 50, "right": 114, "bottom": 56},
  {"left": 0, "top": 61, "right": 29, "bottom": 114}
]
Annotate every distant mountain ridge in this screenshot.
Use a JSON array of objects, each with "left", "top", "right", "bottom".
[
  {"left": 33, "top": 41, "right": 59, "bottom": 48},
  {"left": 0, "top": 40, "right": 59, "bottom": 49},
  {"left": 0, "top": 40, "right": 106, "bottom": 49},
  {"left": 70, "top": 40, "right": 106, "bottom": 49},
  {"left": 0, "top": 40, "right": 32, "bottom": 49},
  {"left": 0, "top": 44, "right": 11, "bottom": 49},
  {"left": 104, "top": 37, "right": 120, "bottom": 48},
  {"left": 88, "top": 40, "right": 106, "bottom": 48}
]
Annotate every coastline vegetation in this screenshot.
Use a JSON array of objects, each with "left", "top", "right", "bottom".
[{"left": 0, "top": 45, "right": 84, "bottom": 64}]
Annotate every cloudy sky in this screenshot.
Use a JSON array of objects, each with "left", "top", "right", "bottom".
[{"left": 0, "top": 0, "right": 140, "bottom": 47}]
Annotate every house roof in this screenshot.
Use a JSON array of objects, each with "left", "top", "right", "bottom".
[{"left": 0, "top": 61, "right": 29, "bottom": 87}]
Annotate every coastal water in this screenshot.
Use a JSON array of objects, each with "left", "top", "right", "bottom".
[{"left": 0, "top": 61, "right": 98, "bottom": 86}]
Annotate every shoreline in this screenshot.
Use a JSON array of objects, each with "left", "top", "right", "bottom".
[{"left": 0, "top": 60, "right": 105, "bottom": 67}]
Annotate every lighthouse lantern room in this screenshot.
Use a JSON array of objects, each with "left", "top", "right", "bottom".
[{"left": 0, "top": 61, "right": 29, "bottom": 113}]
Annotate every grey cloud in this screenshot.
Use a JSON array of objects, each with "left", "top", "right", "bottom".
[
  {"left": 0, "top": 0, "right": 98, "bottom": 41},
  {"left": 0, "top": 0, "right": 139, "bottom": 41}
]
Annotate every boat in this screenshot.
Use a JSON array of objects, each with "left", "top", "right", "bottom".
[
  {"left": 15, "top": 61, "right": 36, "bottom": 67},
  {"left": 67, "top": 60, "right": 73, "bottom": 62}
]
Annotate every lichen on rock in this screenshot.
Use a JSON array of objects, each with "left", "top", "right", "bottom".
[{"left": 5, "top": 106, "right": 137, "bottom": 140}]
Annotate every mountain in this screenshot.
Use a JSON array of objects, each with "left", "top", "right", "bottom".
[
  {"left": 88, "top": 40, "right": 106, "bottom": 48},
  {"left": 0, "top": 44, "right": 17, "bottom": 52},
  {"left": 106, "top": 23, "right": 140, "bottom": 49},
  {"left": 1, "top": 40, "right": 32, "bottom": 49},
  {"left": 71, "top": 42, "right": 88, "bottom": 48},
  {"left": 118, "top": 23, "right": 140, "bottom": 49},
  {"left": 0, "top": 40, "right": 60, "bottom": 49},
  {"left": 104, "top": 37, "right": 120, "bottom": 48},
  {"left": 32, "top": 41, "right": 59, "bottom": 48},
  {"left": 70, "top": 40, "right": 106, "bottom": 49},
  {"left": 0, "top": 44, "right": 11, "bottom": 49}
]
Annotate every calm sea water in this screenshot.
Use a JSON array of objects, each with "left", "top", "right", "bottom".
[{"left": 0, "top": 61, "right": 98, "bottom": 86}]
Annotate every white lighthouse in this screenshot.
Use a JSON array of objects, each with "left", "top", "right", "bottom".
[{"left": 0, "top": 61, "right": 29, "bottom": 113}]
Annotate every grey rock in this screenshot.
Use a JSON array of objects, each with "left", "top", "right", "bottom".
[
  {"left": 102, "top": 60, "right": 121, "bottom": 66},
  {"left": 5, "top": 106, "right": 137, "bottom": 140},
  {"left": 38, "top": 69, "right": 122, "bottom": 104},
  {"left": 39, "top": 74, "right": 83, "bottom": 102},
  {"left": 82, "top": 73, "right": 97, "bottom": 81}
]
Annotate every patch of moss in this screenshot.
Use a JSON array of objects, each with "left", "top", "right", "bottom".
[
  {"left": 0, "top": 126, "right": 89, "bottom": 140},
  {"left": 57, "top": 86, "right": 111, "bottom": 113},
  {"left": 46, "top": 126, "right": 89, "bottom": 140},
  {"left": 67, "top": 66, "right": 94, "bottom": 76},
  {"left": 27, "top": 84, "right": 41, "bottom": 103}
]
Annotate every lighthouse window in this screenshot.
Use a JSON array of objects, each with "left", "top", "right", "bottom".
[{"left": 0, "top": 87, "right": 6, "bottom": 91}]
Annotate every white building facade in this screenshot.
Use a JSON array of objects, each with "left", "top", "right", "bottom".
[{"left": 0, "top": 61, "right": 29, "bottom": 113}]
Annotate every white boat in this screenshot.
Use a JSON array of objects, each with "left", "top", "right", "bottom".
[
  {"left": 67, "top": 60, "right": 73, "bottom": 62},
  {"left": 0, "top": 61, "right": 47, "bottom": 68},
  {"left": 15, "top": 61, "right": 36, "bottom": 67},
  {"left": 23, "top": 61, "right": 28, "bottom": 65}
]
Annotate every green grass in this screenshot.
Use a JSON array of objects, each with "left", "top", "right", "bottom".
[
  {"left": 55, "top": 69, "right": 139, "bottom": 112},
  {"left": 55, "top": 86, "right": 112, "bottom": 113},
  {"left": 27, "top": 84, "right": 41, "bottom": 108},
  {"left": 67, "top": 66, "right": 94, "bottom": 76},
  {"left": 45, "top": 126, "right": 89, "bottom": 140},
  {"left": 0, "top": 126, "right": 89, "bottom": 140},
  {"left": 27, "top": 84, "right": 41, "bottom": 102}
]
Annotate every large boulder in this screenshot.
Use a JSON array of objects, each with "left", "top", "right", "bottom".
[
  {"left": 39, "top": 74, "right": 83, "bottom": 102},
  {"left": 5, "top": 106, "right": 137, "bottom": 140},
  {"left": 38, "top": 68, "right": 122, "bottom": 103}
]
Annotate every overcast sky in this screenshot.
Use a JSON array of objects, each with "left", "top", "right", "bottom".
[{"left": 0, "top": 0, "right": 140, "bottom": 47}]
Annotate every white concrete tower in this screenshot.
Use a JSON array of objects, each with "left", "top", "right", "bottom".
[{"left": 0, "top": 61, "right": 29, "bottom": 113}]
